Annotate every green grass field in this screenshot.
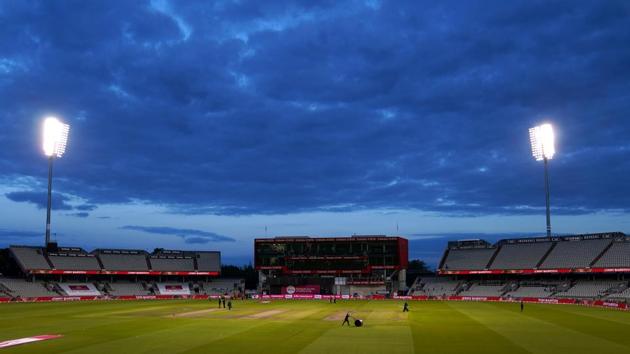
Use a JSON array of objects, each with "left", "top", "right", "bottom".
[{"left": 1, "top": 299, "right": 629, "bottom": 353}]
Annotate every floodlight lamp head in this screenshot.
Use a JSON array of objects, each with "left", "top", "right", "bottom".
[
  {"left": 43, "top": 117, "right": 70, "bottom": 158},
  {"left": 529, "top": 123, "right": 555, "bottom": 161}
]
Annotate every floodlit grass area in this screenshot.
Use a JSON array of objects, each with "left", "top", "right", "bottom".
[{"left": 1, "top": 300, "right": 630, "bottom": 353}]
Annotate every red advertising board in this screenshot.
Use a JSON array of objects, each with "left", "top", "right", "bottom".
[
  {"left": 438, "top": 267, "right": 630, "bottom": 275},
  {"left": 0, "top": 294, "right": 627, "bottom": 312},
  {"left": 28, "top": 269, "right": 219, "bottom": 276},
  {"left": 69, "top": 285, "right": 90, "bottom": 291},
  {"left": 165, "top": 285, "right": 184, "bottom": 290}
]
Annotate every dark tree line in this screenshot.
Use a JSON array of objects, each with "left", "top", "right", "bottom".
[{"left": 221, "top": 264, "right": 258, "bottom": 289}]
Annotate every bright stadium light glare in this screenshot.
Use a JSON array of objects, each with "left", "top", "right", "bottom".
[
  {"left": 43, "top": 117, "right": 70, "bottom": 158},
  {"left": 42, "top": 116, "right": 70, "bottom": 247},
  {"left": 528, "top": 122, "right": 556, "bottom": 237},
  {"left": 529, "top": 123, "right": 555, "bottom": 161}
]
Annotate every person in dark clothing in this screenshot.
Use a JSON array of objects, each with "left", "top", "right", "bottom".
[
  {"left": 520, "top": 300, "right": 524, "bottom": 312},
  {"left": 342, "top": 312, "right": 351, "bottom": 326},
  {"left": 333, "top": 297, "right": 337, "bottom": 304},
  {"left": 227, "top": 300, "right": 232, "bottom": 310},
  {"left": 218, "top": 297, "right": 222, "bottom": 308},
  {"left": 222, "top": 298, "right": 226, "bottom": 308},
  {"left": 403, "top": 302, "right": 409, "bottom": 312}
]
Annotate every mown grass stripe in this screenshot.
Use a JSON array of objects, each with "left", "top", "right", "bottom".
[
  {"left": 408, "top": 301, "right": 529, "bottom": 354},
  {"left": 456, "top": 302, "right": 629, "bottom": 354}
]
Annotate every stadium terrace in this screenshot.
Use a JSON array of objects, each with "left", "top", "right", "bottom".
[
  {"left": 255, "top": 235, "right": 408, "bottom": 296},
  {"left": 1, "top": 232, "right": 630, "bottom": 304},
  {"left": 0, "top": 244, "right": 240, "bottom": 302},
  {"left": 2, "top": 233, "right": 630, "bottom": 354},
  {"left": 406, "top": 232, "right": 630, "bottom": 304},
  {"left": 437, "top": 232, "right": 629, "bottom": 275}
]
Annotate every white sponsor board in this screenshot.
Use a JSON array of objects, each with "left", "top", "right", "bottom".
[
  {"left": 157, "top": 283, "right": 191, "bottom": 295},
  {"left": 59, "top": 283, "right": 101, "bottom": 296}
]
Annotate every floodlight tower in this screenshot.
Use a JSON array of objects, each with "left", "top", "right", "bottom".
[
  {"left": 529, "top": 123, "right": 555, "bottom": 237},
  {"left": 42, "top": 117, "right": 70, "bottom": 246}
]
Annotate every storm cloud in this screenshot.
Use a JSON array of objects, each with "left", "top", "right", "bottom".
[
  {"left": 1, "top": 0, "right": 629, "bottom": 217},
  {"left": 120, "top": 225, "right": 236, "bottom": 243}
]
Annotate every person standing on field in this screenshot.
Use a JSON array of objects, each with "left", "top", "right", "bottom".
[
  {"left": 403, "top": 302, "right": 409, "bottom": 312},
  {"left": 342, "top": 312, "right": 351, "bottom": 326},
  {"left": 520, "top": 300, "right": 524, "bottom": 312},
  {"left": 228, "top": 300, "right": 232, "bottom": 310}
]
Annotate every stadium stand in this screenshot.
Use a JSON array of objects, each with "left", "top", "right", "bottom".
[
  {"left": 6, "top": 245, "right": 220, "bottom": 276},
  {"left": 555, "top": 281, "right": 623, "bottom": 298},
  {"left": 149, "top": 250, "right": 195, "bottom": 271},
  {"left": 9, "top": 246, "right": 51, "bottom": 270},
  {"left": 507, "top": 285, "right": 554, "bottom": 298},
  {"left": 458, "top": 283, "right": 505, "bottom": 297},
  {"left": 196, "top": 252, "right": 221, "bottom": 272},
  {"left": 504, "top": 280, "right": 564, "bottom": 298},
  {"left": 440, "top": 233, "right": 627, "bottom": 273},
  {"left": 0, "top": 244, "right": 227, "bottom": 300},
  {"left": 149, "top": 257, "right": 195, "bottom": 271},
  {"left": 256, "top": 236, "right": 407, "bottom": 295},
  {"left": 95, "top": 249, "right": 149, "bottom": 271},
  {"left": 2, "top": 232, "right": 630, "bottom": 303},
  {"left": 593, "top": 240, "right": 630, "bottom": 268},
  {"left": 442, "top": 248, "right": 496, "bottom": 270},
  {"left": 201, "top": 279, "right": 242, "bottom": 295},
  {"left": 48, "top": 254, "right": 101, "bottom": 271},
  {"left": 608, "top": 285, "right": 630, "bottom": 301},
  {"left": 412, "top": 277, "right": 461, "bottom": 296},
  {"left": 540, "top": 239, "right": 611, "bottom": 269},
  {"left": 0, "top": 278, "right": 59, "bottom": 297},
  {"left": 349, "top": 285, "right": 386, "bottom": 297},
  {"left": 490, "top": 242, "right": 552, "bottom": 269},
  {"left": 107, "top": 281, "right": 152, "bottom": 296},
  {"left": 430, "top": 233, "right": 630, "bottom": 302}
]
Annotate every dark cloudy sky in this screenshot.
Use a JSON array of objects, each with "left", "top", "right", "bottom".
[{"left": 1, "top": 0, "right": 629, "bottom": 266}]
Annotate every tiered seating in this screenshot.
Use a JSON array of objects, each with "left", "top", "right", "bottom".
[
  {"left": 349, "top": 285, "right": 384, "bottom": 297},
  {"left": 49, "top": 254, "right": 101, "bottom": 270},
  {"left": 593, "top": 241, "right": 630, "bottom": 268},
  {"left": 458, "top": 284, "right": 504, "bottom": 297},
  {"left": 149, "top": 257, "right": 195, "bottom": 271},
  {"left": 555, "top": 281, "right": 621, "bottom": 298},
  {"left": 202, "top": 279, "right": 240, "bottom": 295},
  {"left": 490, "top": 243, "right": 552, "bottom": 269},
  {"left": 540, "top": 239, "right": 611, "bottom": 269},
  {"left": 508, "top": 286, "right": 554, "bottom": 298},
  {"left": 608, "top": 286, "right": 630, "bottom": 300},
  {"left": 442, "top": 248, "right": 495, "bottom": 270},
  {"left": 96, "top": 250, "right": 149, "bottom": 271},
  {"left": 196, "top": 252, "right": 221, "bottom": 271},
  {"left": 0, "top": 278, "right": 58, "bottom": 297},
  {"left": 415, "top": 277, "right": 460, "bottom": 296},
  {"left": 0, "top": 282, "right": 12, "bottom": 297},
  {"left": 9, "top": 246, "right": 51, "bottom": 270},
  {"left": 107, "top": 282, "right": 151, "bottom": 296}
]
